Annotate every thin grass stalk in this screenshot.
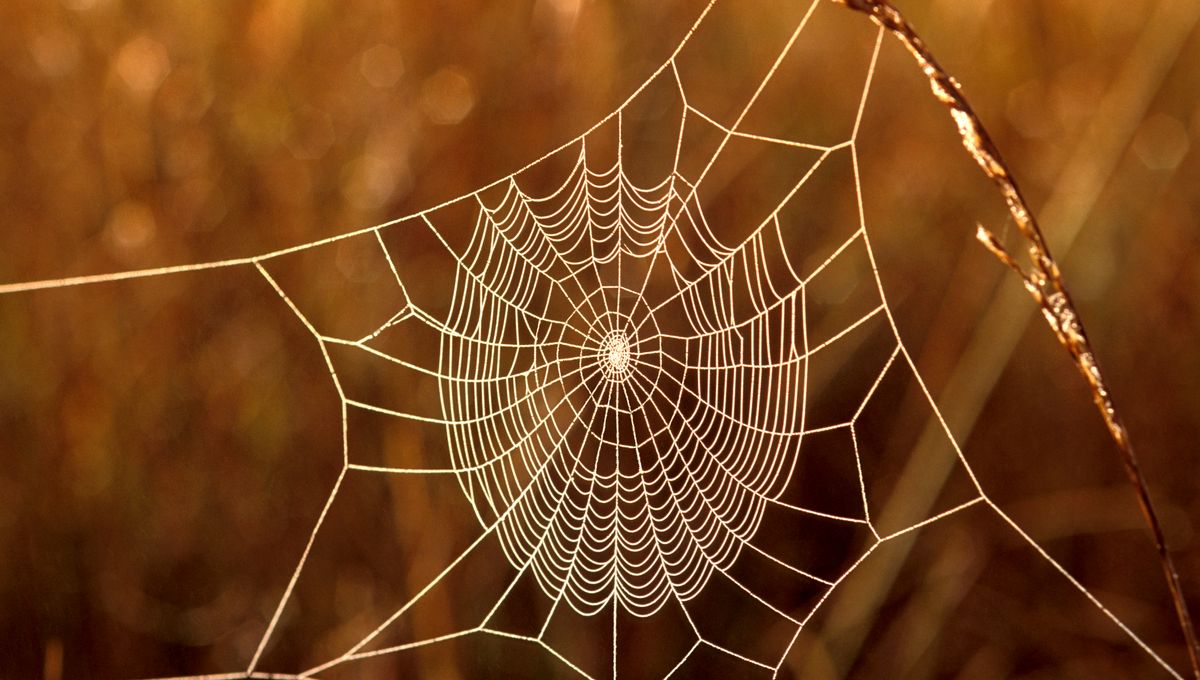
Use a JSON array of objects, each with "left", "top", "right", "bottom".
[{"left": 831, "top": 0, "right": 1200, "bottom": 676}]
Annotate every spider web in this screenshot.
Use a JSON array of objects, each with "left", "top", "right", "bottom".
[{"left": 0, "top": 0, "right": 1184, "bottom": 678}]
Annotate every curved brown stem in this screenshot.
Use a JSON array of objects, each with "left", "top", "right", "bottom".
[{"left": 832, "top": 0, "right": 1200, "bottom": 676}]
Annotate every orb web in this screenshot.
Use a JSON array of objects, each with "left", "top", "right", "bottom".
[
  {"left": 438, "top": 146, "right": 814, "bottom": 619},
  {"left": 0, "top": 0, "right": 1186, "bottom": 678}
]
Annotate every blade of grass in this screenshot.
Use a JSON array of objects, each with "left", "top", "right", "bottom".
[{"left": 827, "top": 0, "right": 1200, "bottom": 676}]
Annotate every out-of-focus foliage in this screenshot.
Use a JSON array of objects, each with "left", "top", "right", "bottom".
[{"left": 0, "top": 0, "right": 1197, "bottom": 678}]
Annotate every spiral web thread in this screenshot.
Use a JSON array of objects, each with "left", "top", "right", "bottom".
[{"left": 0, "top": 0, "right": 1184, "bottom": 678}]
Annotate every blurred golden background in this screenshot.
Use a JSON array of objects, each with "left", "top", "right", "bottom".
[{"left": 0, "top": 0, "right": 1197, "bottom": 678}]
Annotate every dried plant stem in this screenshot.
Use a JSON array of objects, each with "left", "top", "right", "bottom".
[{"left": 833, "top": 0, "right": 1200, "bottom": 676}]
